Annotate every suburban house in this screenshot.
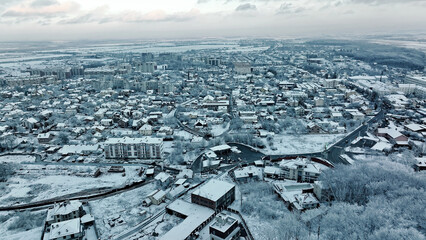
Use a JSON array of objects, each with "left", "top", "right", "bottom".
[
  {"left": 149, "top": 190, "right": 167, "bottom": 205},
  {"left": 233, "top": 166, "right": 263, "bottom": 182},
  {"left": 46, "top": 200, "right": 83, "bottom": 228},
  {"left": 37, "top": 132, "right": 54, "bottom": 144},
  {"left": 154, "top": 172, "right": 173, "bottom": 188},
  {"left": 273, "top": 182, "right": 320, "bottom": 212},
  {"left": 139, "top": 124, "right": 153, "bottom": 136},
  {"left": 377, "top": 127, "right": 409, "bottom": 146}
]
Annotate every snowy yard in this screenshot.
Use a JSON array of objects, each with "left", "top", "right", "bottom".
[
  {"left": 210, "top": 123, "right": 229, "bottom": 137},
  {"left": 89, "top": 182, "right": 164, "bottom": 239},
  {"left": 0, "top": 211, "right": 45, "bottom": 240},
  {"left": 260, "top": 134, "right": 345, "bottom": 154},
  {"left": 0, "top": 155, "right": 36, "bottom": 163},
  {"left": 174, "top": 130, "right": 194, "bottom": 140},
  {"left": 0, "top": 165, "right": 142, "bottom": 206}
]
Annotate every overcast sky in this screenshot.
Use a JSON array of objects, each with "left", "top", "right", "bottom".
[{"left": 0, "top": 0, "right": 425, "bottom": 41}]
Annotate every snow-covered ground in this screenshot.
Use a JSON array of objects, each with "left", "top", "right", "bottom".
[
  {"left": 89, "top": 181, "right": 163, "bottom": 239},
  {"left": 174, "top": 130, "right": 194, "bottom": 140},
  {"left": 0, "top": 226, "right": 43, "bottom": 240},
  {"left": 0, "top": 165, "right": 142, "bottom": 206},
  {"left": 260, "top": 134, "right": 345, "bottom": 154},
  {"left": 0, "top": 210, "right": 45, "bottom": 240},
  {"left": 210, "top": 123, "right": 229, "bottom": 137},
  {"left": 0, "top": 155, "right": 35, "bottom": 163}
]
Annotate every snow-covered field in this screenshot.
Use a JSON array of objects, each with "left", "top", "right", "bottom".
[
  {"left": 210, "top": 123, "right": 229, "bottom": 137},
  {"left": 261, "top": 134, "right": 345, "bottom": 154},
  {"left": 174, "top": 130, "right": 194, "bottom": 140},
  {"left": 89, "top": 182, "right": 162, "bottom": 239},
  {"left": 0, "top": 155, "right": 35, "bottom": 163},
  {"left": 0, "top": 226, "right": 43, "bottom": 240},
  {"left": 0, "top": 165, "right": 142, "bottom": 206},
  {"left": 0, "top": 210, "right": 45, "bottom": 240}
]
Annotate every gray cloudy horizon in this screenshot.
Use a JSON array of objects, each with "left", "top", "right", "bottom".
[{"left": 0, "top": 0, "right": 425, "bottom": 41}]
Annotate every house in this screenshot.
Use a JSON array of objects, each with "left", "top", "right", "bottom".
[
  {"left": 240, "top": 115, "right": 258, "bottom": 124},
  {"left": 279, "top": 158, "right": 322, "bottom": 183},
  {"left": 377, "top": 128, "right": 409, "bottom": 146},
  {"left": 118, "top": 118, "right": 129, "bottom": 128},
  {"left": 155, "top": 172, "right": 173, "bottom": 188},
  {"left": 148, "top": 189, "right": 167, "bottom": 205},
  {"left": 176, "top": 169, "right": 193, "bottom": 179},
  {"left": 273, "top": 182, "right": 319, "bottom": 212},
  {"left": 37, "top": 132, "right": 54, "bottom": 144},
  {"left": 166, "top": 185, "right": 187, "bottom": 200},
  {"left": 210, "top": 144, "right": 232, "bottom": 155},
  {"left": 233, "top": 166, "right": 262, "bottom": 182},
  {"left": 194, "top": 120, "right": 208, "bottom": 129},
  {"left": 101, "top": 119, "right": 113, "bottom": 126},
  {"left": 263, "top": 166, "right": 284, "bottom": 179},
  {"left": 139, "top": 124, "right": 153, "bottom": 136},
  {"left": 146, "top": 168, "right": 155, "bottom": 177},
  {"left": 293, "top": 193, "right": 320, "bottom": 212},
  {"left": 46, "top": 200, "right": 83, "bottom": 227},
  {"left": 48, "top": 218, "right": 83, "bottom": 240},
  {"left": 191, "top": 179, "right": 235, "bottom": 210},
  {"left": 209, "top": 213, "right": 240, "bottom": 240},
  {"left": 404, "top": 123, "right": 426, "bottom": 133},
  {"left": 23, "top": 117, "right": 39, "bottom": 129},
  {"left": 158, "top": 126, "right": 174, "bottom": 135},
  {"left": 307, "top": 123, "right": 321, "bottom": 134},
  {"left": 414, "top": 157, "right": 426, "bottom": 171},
  {"left": 203, "top": 158, "right": 221, "bottom": 171}
]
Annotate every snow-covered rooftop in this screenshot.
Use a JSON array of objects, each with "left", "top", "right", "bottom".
[
  {"left": 192, "top": 179, "right": 235, "bottom": 202},
  {"left": 161, "top": 199, "right": 214, "bottom": 240},
  {"left": 48, "top": 218, "right": 81, "bottom": 240},
  {"left": 104, "top": 136, "right": 162, "bottom": 144}
]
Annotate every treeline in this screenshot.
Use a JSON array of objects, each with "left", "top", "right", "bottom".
[{"left": 306, "top": 39, "right": 425, "bottom": 70}]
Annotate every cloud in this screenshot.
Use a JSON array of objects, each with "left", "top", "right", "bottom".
[
  {"left": 235, "top": 3, "right": 257, "bottom": 11},
  {"left": 30, "top": 0, "right": 58, "bottom": 7},
  {"left": 276, "top": 2, "right": 305, "bottom": 14},
  {"left": 59, "top": 8, "right": 201, "bottom": 24},
  {"left": 121, "top": 8, "right": 201, "bottom": 23},
  {"left": 199, "top": 0, "right": 281, "bottom": 3},
  {"left": 58, "top": 5, "right": 109, "bottom": 24},
  {"left": 2, "top": 0, "right": 79, "bottom": 17},
  {"left": 323, "top": 0, "right": 424, "bottom": 5}
]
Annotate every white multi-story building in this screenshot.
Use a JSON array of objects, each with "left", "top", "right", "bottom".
[
  {"left": 104, "top": 137, "right": 163, "bottom": 160},
  {"left": 279, "top": 158, "right": 321, "bottom": 183}
]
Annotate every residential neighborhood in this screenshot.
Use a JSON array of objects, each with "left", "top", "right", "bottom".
[{"left": 0, "top": 37, "right": 425, "bottom": 240}]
